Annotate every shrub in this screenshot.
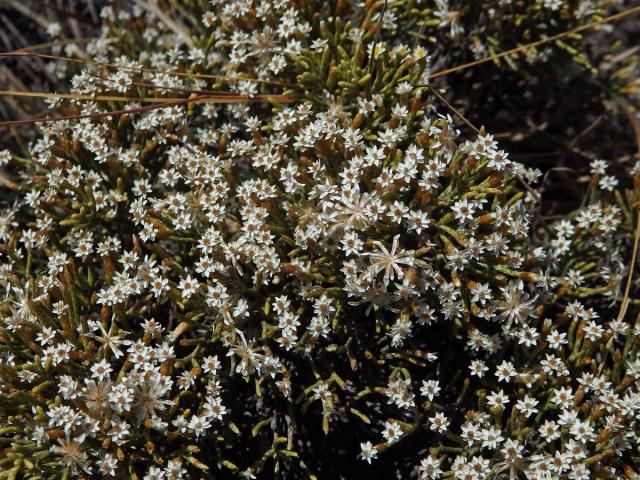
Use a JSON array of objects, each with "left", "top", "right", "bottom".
[{"left": 1, "top": 1, "right": 640, "bottom": 479}]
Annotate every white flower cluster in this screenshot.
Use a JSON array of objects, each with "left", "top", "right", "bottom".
[{"left": 0, "top": 1, "right": 636, "bottom": 479}]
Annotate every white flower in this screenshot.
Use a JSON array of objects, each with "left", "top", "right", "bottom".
[
  {"left": 469, "top": 360, "right": 488, "bottom": 378},
  {"left": 495, "top": 360, "right": 516, "bottom": 383},
  {"left": 420, "top": 380, "right": 441, "bottom": 401},
  {"left": 515, "top": 395, "right": 539, "bottom": 417},
  {"left": 429, "top": 412, "right": 449, "bottom": 433},
  {"left": 144, "top": 466, "right": 166, "bottom": 480},
  {"left": 418, "top": 455, "right": 443, "bottom": 479},
  {"left": 188, "top": 415, "right": 211, "bottom": 438},
  {"left": 451, "top": 198, "right": 475, "bottom": 223},
  {"left": 496, "top": 280, "right": 537, "bottom": 328},
  {"left": 90, "top": 360, "right": 113, "bottom": 381},
  {"left": 83, "top": 322, "right": 127, "bottom": 359},
  {"left": 382, "top": 420, "right": 403, "bottom": 443},
  {"left": 359, "top": 441, "right": 378, "bottom": 463},
  {"left": 365, "top": 234, "right": 415, "bottom": 286},
  {"left": 487, "top": 389, "right": 509, "bottom": 409},
  {"left": 97, "top": 453, "right": 118, "bottom": 476},
  {"left": 179, "top": 275, "right": 199, "bottom": 299},
  {"left": 341, "top": 231, "right": 363, "bottom": 256},
  {"left": 202, "top": 355, "right": 221, "bottom": 374},
  {"left": 50, "top": 434, "right": 90, "bottom": 474}
]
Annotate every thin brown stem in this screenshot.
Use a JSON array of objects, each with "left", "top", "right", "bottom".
[
  {"left": 0, "top": 52, "right": 296, "bottom": 88},
  {"left": 425, "top": 5, "right": 640, "bottom": 82},
  {"left": 0, "top": 93, "right": 292, "bottom": 128}
]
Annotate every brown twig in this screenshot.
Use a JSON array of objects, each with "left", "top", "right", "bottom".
[
  {"left": 12, "top": 37, "right": 95, "bottom": 53},
  {"left": 82, "top": 71, "right": 247, "bottom": 98},
  {"left": 0, "top": 93, "right": 292, "bottom": 128},
  {"left": 562, "top": 114, "right": 606, "bottom": 162},
  {"left": 0, "top": 96, "right": 194, "bottom": 128},
  {"left": 0, "top": 52, "right": 296, "bottom": 88},
  {"left": 2, "top": 0, "right": 51, "bottom": 29},
  {"left": 134, "top": 0, "right": 194, "bottom": 48},
  {"left": 0, "top": 90, "right": 291, "bottom": 104},
  {"left": 427, "top": 85, "right": 479, "bottom": 134},
  {"left": 617, "top": 106, "right": 640, "bottom": 327},
  {"left": 367, "top": 0, "right": 388, "bottom": 74},
  {"left": 425, "top": 5, "right": 640, "bottom": 82}
]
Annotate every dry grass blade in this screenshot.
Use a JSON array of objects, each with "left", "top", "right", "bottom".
[
  {"left": 598, "top": 106, "right": 640, "bottom": 375},
  {"left": 13, "top": 37, "right": 95, "bottom": 53},
  {"left": 426, "top": 85, "right": 543, "bottom": 204},
  {"left": 0, "top": 90, "right": 187, "bottom": 104},
  {"left": 617, "top": 107, "right": 640, "bottom": 325},
  {"left": 618, "top": 209, "right": 640, "bottom": 324},
  {"left": 3, "top": 0, "right": 51, "bottom": 29},
  {"left": 427, "top": 85, "right": 479, "bottom": 134},
  {"left": 0, "top": 90, "right": 291, "bottom": 105},
  {"left": 0, "top": 97, "right": 190, "bottom": 128},
  {"left": 82, "top": 71, "right": 249, "bottom": 98},
  {"left": 14, "top": 4, "right": 634, "bottom": 95},
  {"left": 426, "top": 5, "right": 640, "bottom": 81},
  {"left": 562, "top": 114, "right": 606, "bottom": 162},
  {"left": 134, "top": 0, "right": 194, "bottom": 48},
  {"left": 126, "top": 81, "right": 240, "bottom": 97},
  {"left": 599, "top": 205, "right": 640, "bottom": 376},
  {"left": 0, "top": 92, "right": 293, "bottom": 128},
  {"left": 367, "top": 0, "right": 388, "bottom": 74},
  {"left": 0, "top": 66, "right": 30, "bottom": 117},
  {"left": 0, "top": 52, "right": 296, "bottom": 88}
]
